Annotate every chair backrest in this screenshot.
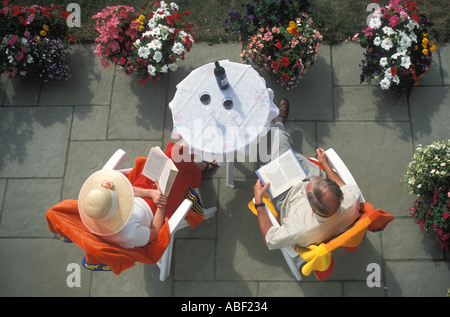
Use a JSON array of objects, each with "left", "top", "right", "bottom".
[
  {"left": 325, "top": 148, "right": 365, "bottom": 203},
  {"left": 102, "top": 149, "right": 127, "bottom": 170}
]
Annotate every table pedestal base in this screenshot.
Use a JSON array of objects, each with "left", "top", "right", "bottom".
[{"left": 226, "top": 162, "right": 235, "bottom": 189}]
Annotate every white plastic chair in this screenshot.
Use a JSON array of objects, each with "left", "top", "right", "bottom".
[
  {"left": 103, "top": 149, "right": 217, "bottom": 281},
  {"left": 256, "top": 148, "right": 364, "bottom": 281}
]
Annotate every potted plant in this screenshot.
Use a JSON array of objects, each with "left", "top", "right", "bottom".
[
  {"left": 353, "top": 0, "right": 437, "bottom": 96},
  {"left": 0, "top": 0, "right": 75, "bottom": 82},
  {"left": 93, "top": 1, "right": 194, "bottom": 84},
  {"left": 404, "top": 140, "right": 450, "bottom": 250},
  {"left": 226, "top": 0, "right": 322, "bottom": 90}
]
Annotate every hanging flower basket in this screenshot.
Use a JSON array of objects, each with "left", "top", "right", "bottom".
[
  {"left": 226, "top": 0, "right": 322, "bottom": 90},
  {"left": 353, "top": 0, "right": 437, "bottom": 96},
  {"left": 92, "top": 1, "right": 194, "bottom": 84},
  {"left": 0, "top": 1, "right": 76, "bottom": 82}
]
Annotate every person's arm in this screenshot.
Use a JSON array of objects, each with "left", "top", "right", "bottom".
[
  {"left": 133, "top": 181, "right": 168, "bottom": 207},
  {"left": 315, "top": 148, "right": 345, "bottom": 187},
  {"left": 147, "top": 205, "right": 165, "bottom": 244},
  {"left": 253, "top": 180, "right": 272, "bottom": 244},
  {"left": 146, "top": 181, "right": 167, "bottom": 244}
]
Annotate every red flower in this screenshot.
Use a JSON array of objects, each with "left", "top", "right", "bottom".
[
  {"left": 60, "top": 11, "right": 70, "bottom": 19},
  {"left": 272, "top": 60, "right": 280, "bottom": 71},
  {"left": 281, "top": 56, "right": 289, "bottom": 67},
  {"left": 68, "top": 34, "right": 77, "bottom": 43},
  {"left": 411, "top": 13, "right": 419, "bottom": 22},
  {"left": 166, "top": 15, "right": 175, "bottom": 26},
  {"left": 281, "top": 73, "right": 290, "bottom": 82},
  {"left": 275, "top": 41, "right": 281, "bottom": 49},
  {"left": 390, "top": 67, "right": 397, "bottom": 77},
  {"left": 444, "top": 212, "right": 450, "bottom": 220}
]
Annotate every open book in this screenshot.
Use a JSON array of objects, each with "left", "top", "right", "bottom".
[
  {"left": 255, "top": 148, "right": 307, "bottom": 199},
  {"left": 142, "top": 146, "right": 179, "bottom": 196}
]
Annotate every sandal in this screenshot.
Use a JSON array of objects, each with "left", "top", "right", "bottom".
[{"left": 201, "top": 160, "right": 218, "bottom": 173}]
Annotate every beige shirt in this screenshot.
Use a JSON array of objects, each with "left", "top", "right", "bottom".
[{"left": 265, "top": 181, "right": 361, "bottom": 249}]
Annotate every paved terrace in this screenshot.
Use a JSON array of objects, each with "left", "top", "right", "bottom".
[{"left": 0, "top": 42, "right": 449, "bottom": 297}]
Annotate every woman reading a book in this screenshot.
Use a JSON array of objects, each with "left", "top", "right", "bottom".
[
  {"left": 253, "top": 99, "right": 361, "bottom": 249},
  {"left": 47, "top": 142, "right": 213, "bottom": 251}
]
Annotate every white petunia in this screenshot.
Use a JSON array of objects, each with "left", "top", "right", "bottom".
[
  {"left": 160, "top": 65, "right": 168, "bottom": 73},
  {"left": 381, "top": 38, "right": 393, "bottom": 51},
  {"left": 374, "top": 37, "right": 382, "bottom": 46},
  {"left": 148, "top": 65, "right": 156, "bottom": 76},
  {"left": 406, "top": 19, "right": 419, "bottom": 31},
  {"left": 153, "top": 51, "right": 163, "bottom": 62},
  {"left": 399, "top": 33, "right": 412, "bottom": 49},
  {"left": 172, "top": 42, "right": 184, "bottom": 55},
  {"left": 392, "top": 75, "right": 400, "bottom": 85},
  {"left": 152, "top": 39, "right": 162, "bottom": 50},
  {"left": 138, "top": 46, "right": 150, "bottom": 59},
  {"left": 168, "top": 63, "right": 179, "bottom": 71},
  {"left": 170, "top": 2, "right": 179, "bottom": 11},
  {"left": 384, "top": 68, "right": 393, "bottom": 80},
  {"left": 380, "top": 57, "right": 388, "bottom": 67},
  {"left": 369, "top": 17, "right": 381, "bottom": 29},
  {"left": 380, "top": 77, "right": 391, "bottom": 90},
  {"left": 149, "top": 27, "right": 161, "bottom": 38},
  {"left": 382, "top": 26, "right": 395, "bottom": 36},
  {"left": 148, "top": 19, "right": 156, "bottom": 29},
  {"left": 401, "top": 56, "right": 411, "bottom": 69}
]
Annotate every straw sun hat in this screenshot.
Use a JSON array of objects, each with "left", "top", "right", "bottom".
[{"left": 78, "top": 170, "right": 134, "bottom": 236}]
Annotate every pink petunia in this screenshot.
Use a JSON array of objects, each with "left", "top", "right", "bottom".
[
  {"left": 263, "top": 31, "right": 273, "bottom": 41},
  {"left": 444, "top": 212, "right": 450, "bottom": 220},
  {"left": 7, "top": 35, "right": 18, "bottom": 45},
  {"left": 107, "top": 40, "right": 120, "bottom": 52},
  {"left": 100, "top": 57, "right": 110, "bottom": 68},
  {"left": 390, "top": 15, "right": 399, "bottom": 27}
]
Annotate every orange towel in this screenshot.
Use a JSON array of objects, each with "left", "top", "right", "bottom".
[{"left": 46, "top": 200, "right": 170, "bottom": 275}]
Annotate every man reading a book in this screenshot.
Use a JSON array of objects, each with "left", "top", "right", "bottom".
[{"left": 253, "top": 99, "right": 361, "bottom": 249}]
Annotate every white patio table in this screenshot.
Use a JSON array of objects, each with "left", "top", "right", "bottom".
[{"left": 169, "top": 60, "right": 279, "bottom": 189}]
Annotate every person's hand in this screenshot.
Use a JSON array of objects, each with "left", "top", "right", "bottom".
[
  {"left": 254, "top": 179, "right": 270, "bottom": 204},
  {"left": 315, "top": 148, "right": 328, "bottom": 166},
  {"left": 151, "top": 181, "right": 168, "bottom": 208}
]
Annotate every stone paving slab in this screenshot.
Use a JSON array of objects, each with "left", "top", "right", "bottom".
[
  {"left": 409, "top": 86, "right": 450, "bottom": 146},
  {"left": 0, "top": 107, "right": 72, "bottom": 178},
  {"left": 0, "top": 239, "right": 90, "bottom": 297},
  {"left": 316, "top": 121, "right": 413, "bottom": 215},
  {"left": 0, "top": 42, "right": 449, "bottom": 297}
]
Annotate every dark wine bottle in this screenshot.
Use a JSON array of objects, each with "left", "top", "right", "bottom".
[{"left": 214, "top": 61, "right": 229, "bottom": 90}]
